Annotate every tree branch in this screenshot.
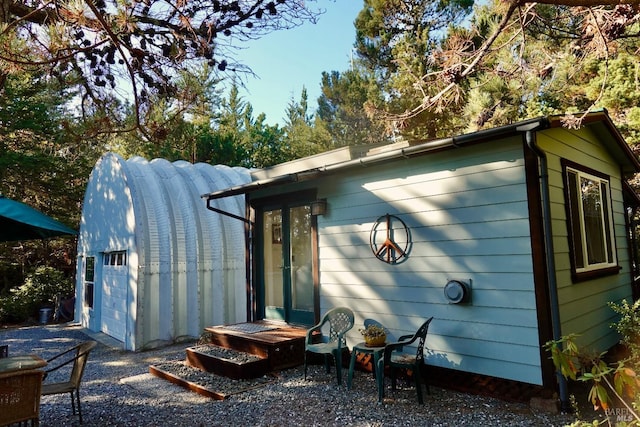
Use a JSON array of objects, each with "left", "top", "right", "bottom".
[
  {"left": 521, "top": 0, "right": 640, "bottom": 6},
  {"left": 388, "top": 1, "right": 522, "bottom": 123}
]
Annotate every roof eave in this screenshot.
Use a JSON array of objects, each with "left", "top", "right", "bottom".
[
  {"left": 202, "top": 111, "right": 639, "bottom": 201},
  {"left": 547, "top": 110, "right": 640, "bottom": 175},
  {"left": 202, "top": 117, "right": 548, "bottom": 201}
]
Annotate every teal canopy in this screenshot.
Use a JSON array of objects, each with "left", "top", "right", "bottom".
[{"left": 0, "top": 195, "right": 77, "bottom": 242}]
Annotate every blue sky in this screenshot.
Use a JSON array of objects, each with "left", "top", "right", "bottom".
[{"left": 232, "top": 1, "right": 364, "bottom": 126}]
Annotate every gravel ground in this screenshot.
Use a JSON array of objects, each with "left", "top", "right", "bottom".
[{"left": 1, "top": 324, "right": 593, "bottom": 426}]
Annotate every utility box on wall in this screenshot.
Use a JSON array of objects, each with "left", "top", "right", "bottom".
[{"left": 444, "top": 279, "right": 471, "bottom": 304}]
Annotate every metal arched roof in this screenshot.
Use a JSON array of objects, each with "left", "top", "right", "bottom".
[{"left": 77, "top": 153, "right": 251, "bottom": 350}]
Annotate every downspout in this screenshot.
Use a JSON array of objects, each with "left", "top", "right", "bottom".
[
  {"left": 206, "top": 198, "right": 253, "bottom": 225},
  {"left": 519, "top": 122, "right": 570, "bottom": 412},
  {"left": 205, "top": 197, "right": 255, "bottom": 322}
]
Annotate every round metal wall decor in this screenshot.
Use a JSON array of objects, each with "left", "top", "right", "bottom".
[{"left": 369, "top": 214, "right": 410, "bottom": 264}]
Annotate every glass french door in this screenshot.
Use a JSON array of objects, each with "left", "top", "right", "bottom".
[{"left": 261, "top": 203, "right": 315, "bottom": 325}]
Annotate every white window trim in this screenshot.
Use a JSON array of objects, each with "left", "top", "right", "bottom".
[
  {"left": 84, "top": 256, "right": 95, "bottom": 309},
  {"left": 103, "top": 251, "right": 127, "bottom": 267},
  {"left": 566, "top": 166, "right": 617, "bottom": 273}
]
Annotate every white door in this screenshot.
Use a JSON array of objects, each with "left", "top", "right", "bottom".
[{"left": 101, "top": 252, "right": 128, "bottom": 342}]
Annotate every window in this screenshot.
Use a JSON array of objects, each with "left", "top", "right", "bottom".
[
  {"left": 564, "top": 162, "right": 618, "bottom": 280},
  {"left": 103, "top": 251, "right": 126, "bottom": 266},
  {"left": 84, "top": 256, "right": 95, "bottom": 308}
]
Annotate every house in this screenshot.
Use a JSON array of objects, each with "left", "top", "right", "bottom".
[
  {"left": 202, "top": 111, "right": 640, "bottom": 395},
  {"left": 75, "top": 153, "right": 251, "bottom": 351}
]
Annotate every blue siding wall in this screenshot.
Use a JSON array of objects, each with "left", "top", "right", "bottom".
[{"left": 314, "top": 139, "right": 543, "bottom": 385}]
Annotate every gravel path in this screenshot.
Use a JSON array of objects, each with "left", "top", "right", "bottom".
[{"left": 1, "top": 324, "right": 590, "bottom": 426}]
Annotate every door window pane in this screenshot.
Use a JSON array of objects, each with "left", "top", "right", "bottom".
[
  {"left": 290, "top": 205, "right": 313, "bottom": 312},
  {"left": 263, "top": 209, "right": 284, "bottom": 310}
]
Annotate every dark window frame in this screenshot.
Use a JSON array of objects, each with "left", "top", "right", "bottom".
[{"left": 562, "top": 159, "right": 620, "bottom": 282}]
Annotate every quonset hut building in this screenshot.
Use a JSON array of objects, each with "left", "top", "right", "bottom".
[{"left": 75, "top": 153, "right": 251, "bottom": 351}]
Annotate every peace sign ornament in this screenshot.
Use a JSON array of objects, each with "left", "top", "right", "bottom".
[{"left": 369, "top": 214, "right": 410, "bottom": 264}]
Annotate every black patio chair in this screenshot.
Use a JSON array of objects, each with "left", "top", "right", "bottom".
[{"left": 376, "top": 317, "right": 433, "bottom": 404}]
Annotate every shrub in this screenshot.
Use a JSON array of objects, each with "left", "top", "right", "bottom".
[
  {"left": 545, "top": 299, "right": 640, "bottom": 426},
  {"left": 0, "top": 266, "right": 74, "bottom": 324},
  {"left": 609, "top": 299, "right": 640, "bottom": 364}
]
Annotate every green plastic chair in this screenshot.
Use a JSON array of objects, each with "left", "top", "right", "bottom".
[
  {"left": 376, "top": 317, "right": 433, "bottom": 404},
  {"left": 304, "top": 307, "right": 355, "bottom": 385}
]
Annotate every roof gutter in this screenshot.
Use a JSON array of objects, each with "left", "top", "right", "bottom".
[
  {"left": 203, "top": 173, "right": 298, "bottom": 201},
  {"left": 518, "top": 120, "right": 570, "bottom": 412}
]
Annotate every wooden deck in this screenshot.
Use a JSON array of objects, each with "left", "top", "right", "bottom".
[{"left": 203, "top": 320, "right": 307, "bottom": 371}]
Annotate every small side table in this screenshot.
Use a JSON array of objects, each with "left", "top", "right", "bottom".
[
  {"left": 347, "top": 341, "right": 385, "bottom": 390},
  {"left": 0, "top": 355, "right": 46, "bottom": 374}
]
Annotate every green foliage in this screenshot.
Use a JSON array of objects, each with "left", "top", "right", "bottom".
[
  {"left": 241, "top": 114, "right": 288, "bottom": 168},
  {"left": 622, "top": 107, "right": 640, "bottom": 147},
  {"left": 353, "top": 0, "right": 474, "bottom": 139},
  {"left": 355, "top": 0, "right": 473, "bottom": 76},
  {"left": 583, "top": 54, "right": 640, "bottom": 111},
  {"left": 317, "top": 69, "right": 388, "bottom": 146},
  {"left": 546, "top": 327, "right": 640, "bottom": 425},
  {"left": 345, "top": 0, "right": 640, "bottom": 147},
  {"left": 281, "top": 88, "right": 334, "bottom": 160},
  {"left": 0, "top": 70, "right": 94, "bottom": 321},
  {"left": 0, "top": 71, "right": 97, "bottom": 222},
  {"left": 609, "top": 299, "right": 640, "bottom": 364},
  {"left": 0, "top": 266, "right": 74, "bottom": 323}
]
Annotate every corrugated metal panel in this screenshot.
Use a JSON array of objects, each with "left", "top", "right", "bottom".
[
  {"left": 149, "top": 159, "right": 192, "bottom": 340},
  {"left": 126, "top": 157, "right": 173, "bottom": 348},
  {"left": 193, "top": 164, "right": 250, "bottom": 325},
  {"left": 76, "top": 153, "right": 250, "bottom": 351}
]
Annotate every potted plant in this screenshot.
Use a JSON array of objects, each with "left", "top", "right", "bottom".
[{"left": 360, "top": 324, "right": 387, "bottom": 347}]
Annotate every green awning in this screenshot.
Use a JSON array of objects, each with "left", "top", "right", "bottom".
[{"left": 0, "top": 195, "right": 77, "bottom": 242}]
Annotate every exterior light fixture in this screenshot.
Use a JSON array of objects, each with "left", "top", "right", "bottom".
[{"left": 310, "top": 199, "right": 327, "bottom": 216}]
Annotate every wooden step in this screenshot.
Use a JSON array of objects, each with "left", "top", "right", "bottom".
[
  {"left": 185, "top": 345, "right": 269, "bottom": 379},
  {"left": 149, "top": 364, "right": 226, "bottom": 400},
  {"left": 203, "top": 321, "right": 307, "bottom": 371}
]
